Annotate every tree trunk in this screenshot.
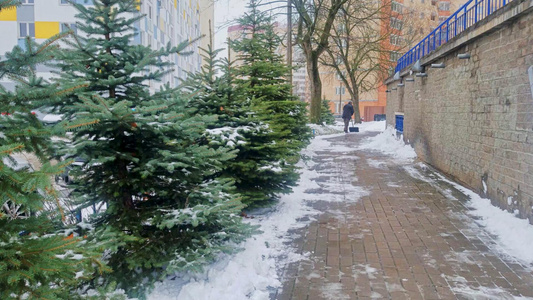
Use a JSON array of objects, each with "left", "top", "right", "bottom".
[
  {"left": 352, "top": 92, "right": 361, "bottom": 123},
  {"left": 348, "top": 79, "right": 362, "bottom": 123},
  {"left": 117, "top": 159, "right": 135, "bottom": 210},
  {"left": 307, "top": 52, "right": 322, "bottom": 124}
]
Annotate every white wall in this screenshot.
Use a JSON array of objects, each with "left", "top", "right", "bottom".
[{"left": 0, "top": 22, "right": 18, "bottom": 53}]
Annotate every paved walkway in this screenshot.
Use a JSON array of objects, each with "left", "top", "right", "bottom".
[{"left": 275, "top": 132, "right": 533, "bottom": 300}]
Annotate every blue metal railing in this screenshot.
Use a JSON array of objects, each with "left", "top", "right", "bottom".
[{"left": 395, "top": 0, "right": 511, "bottom": 72}]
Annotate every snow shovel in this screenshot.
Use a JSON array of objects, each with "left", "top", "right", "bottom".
[{"left": 349, "top": 119, "right": 359, "bottom": 132}]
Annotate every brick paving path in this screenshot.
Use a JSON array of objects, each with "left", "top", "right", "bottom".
[{"left": 275, "top": 132, "right": 533, "bottom": 300}]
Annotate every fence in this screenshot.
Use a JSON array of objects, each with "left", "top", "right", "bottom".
[{"left": 395, "top": 0, "right": 511, "bottom": 72}]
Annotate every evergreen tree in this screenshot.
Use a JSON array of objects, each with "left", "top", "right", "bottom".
[
  {"left": 230, "top": 0, "right": 311, "bottom": 205},
  {"left": 320, "top": 99, "right": 335, "bottom": 125},
  {"left": 51, "top": 0, "right": 252, "bottom": 297},
  {"left": 0, "top": 2, "right": 106, "bottom": 298},
  {"left": 182, "top": 31, "right": 250, "bottom": 137}
]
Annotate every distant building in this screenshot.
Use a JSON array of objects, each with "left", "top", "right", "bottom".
[{"left": 0, "top": 0, "right": 214, "bottom": 90}]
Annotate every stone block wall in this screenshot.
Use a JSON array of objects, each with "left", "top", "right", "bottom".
[{"left": 386, "top": 0, "right": 533, "bottom": 223}]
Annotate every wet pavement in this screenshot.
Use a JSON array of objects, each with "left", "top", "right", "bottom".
[{"left": 274, "top": 132, "right": 533, "bottom": 300}]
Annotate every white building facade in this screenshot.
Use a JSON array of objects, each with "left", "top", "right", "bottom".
[{"left": 0, "top": 0, "right": 213, "bottom": 88}]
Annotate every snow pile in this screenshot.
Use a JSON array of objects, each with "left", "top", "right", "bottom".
[
  {"left": 307, "top": 120, "right": 386, "bottom": 136},
  {"left": 442, "top": 178, "right": 533, "bottom": 266},
  {"left": 357, "top": 126, "right": 417, "bottom": 162},
  {"left": 148, "top": 134, "right": 368, "bottom": 300},
  {"left": 357, "top": 121, "right": 386, "bottom": 132},
  {"left": 405, "top": 164, "right": 533, "bottom": 266}
]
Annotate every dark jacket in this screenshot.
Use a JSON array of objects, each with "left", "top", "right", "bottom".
[{"left": 342, "top": 103, "right": 354, "bottom": 119}]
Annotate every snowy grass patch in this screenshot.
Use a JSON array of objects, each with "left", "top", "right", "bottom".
[{"left": 357, "top": 126, "right": 416, "bottom": 163}]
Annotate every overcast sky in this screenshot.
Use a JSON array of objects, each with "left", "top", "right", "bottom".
[
  {"left": 213, "top": 0, "right": 287, "bottom": 58},
  {"left": 213, "top": 0, "right": 247, "bottom": 57}
]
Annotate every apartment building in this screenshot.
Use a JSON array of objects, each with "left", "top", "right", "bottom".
[{"left": 0, "top": 0, "right": 214, "bottom": 89}]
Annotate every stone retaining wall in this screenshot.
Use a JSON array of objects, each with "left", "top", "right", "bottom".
[{"left": 386, "top": 0, "right": 533, "bottom": 223}]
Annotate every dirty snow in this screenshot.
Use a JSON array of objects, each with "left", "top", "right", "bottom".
[
  {"left": 442, "top": 275, "right": 529, "bottom": 299},
  {"left": 405, "top": 164, "right": 533, "bottom": 267}
]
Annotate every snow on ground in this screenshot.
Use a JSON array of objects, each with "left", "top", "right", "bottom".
[
  {"left": 357, "top": 125, "right": 417, "bottom": 163},
  {"left": 308, "top": 122, "right": 343, "bottom": 135},
  {"left": 309, "top": 120, "right": 386, "bottom": 136},
  {"left": 357, "top": 120, "right": 386, "bottom": 132},
  {"left": 405, "top": 163, "right": 533, "bottom": 267},
  {"left": 148, "top": 133, "right": 368, "bottom": 300},
  {"left": 441, "top": 275, "right": 531, "bottom": 300}
]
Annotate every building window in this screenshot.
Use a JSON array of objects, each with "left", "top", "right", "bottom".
[
  {"left": 21, "top": 0, "right": 35, "bottom": 4},
  {"left": 390, "top": 51, "right": 400, "bottom": 61},
  {"left": 19, "top": 22, "right": 35, "bottom": 38},
  {"left": 61, "top": 23, "right": 78, "bottom": 34},
  {"left": 148, "top": 5, "right": 152, "bottom": 19},
  {"left": 337, "top": 23, "right": 346, "bottom": 33},
  {"left": 335, "top": 86, "right": 346, "bottom": 95},
  {"left": 420, "top": 12, "right": 425, "bottom": 19},
  {"left": 336, "top": 71, "right": 346, "bottom": 80},
  {"left": 431, "top": 0, "right": 437, "bottom": 5},
  {"left": 439, "top": 16, "right": 447, "bottom": 23},
  {"left": 392, "top": 1, "right": 403, "bottom": 13},
  {"left": 60, "top": 0, "right": 68, "bottom": 4},
  {"left": 390, "top": 34, "right": 403, "bottom": 46},
  {"left": 439, "top": 1, "right": 450, "bottom": 11},
  {"left": 431, "top": 12, "right": 437, "bottom": 21},
  {"left": 390, "top": 17, "right": 403, "bottom": 30}
]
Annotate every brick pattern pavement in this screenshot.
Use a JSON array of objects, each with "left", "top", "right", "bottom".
[{"left": 275, "top": 133, "right": 533, "bottom": 300}]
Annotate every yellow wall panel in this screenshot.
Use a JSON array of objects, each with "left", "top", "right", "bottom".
[
  {"left": 159, "top": 17, "right": 165, "bottom": 32},
  {"left": 35, "top": 22, "right": 60, "bottom": 39},
  {"left": 174, "top": 0, "right": 177, "bottom": 8},
  {"left": 0, "top": 6, "right": 17, "bottom": 21}
]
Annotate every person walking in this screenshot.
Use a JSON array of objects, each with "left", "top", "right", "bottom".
[{"left": 342, "top": 101, "right": 354, "bottom": 133}]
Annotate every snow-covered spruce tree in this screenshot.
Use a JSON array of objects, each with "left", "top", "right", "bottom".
[
  {"left": 229, "top": 0, "right": 311, "bottom": 205},
  {"left": 0, "top": 3, "right": 107, "bottom": 298},
  {"left": 51, "top": 0, "right": 252, "bottom": 297},
  {"left": 182, "top": 31, "right": 251, "bottom": 136}
]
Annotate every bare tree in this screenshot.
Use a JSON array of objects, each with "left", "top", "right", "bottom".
[
  {"left": 320, "top": 0, "right": 408, "bottom": 123},
  {"left": 292, "top": 0, "right": 350, "bottom": 124}
]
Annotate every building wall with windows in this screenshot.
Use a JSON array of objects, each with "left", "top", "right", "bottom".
[{"left": 0, "top": 0, "right": 213, "bottom": 89}]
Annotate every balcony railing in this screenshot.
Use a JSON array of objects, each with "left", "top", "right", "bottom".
[{"left": 395, "top": 0, "right": 511, "bottom": 73}]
